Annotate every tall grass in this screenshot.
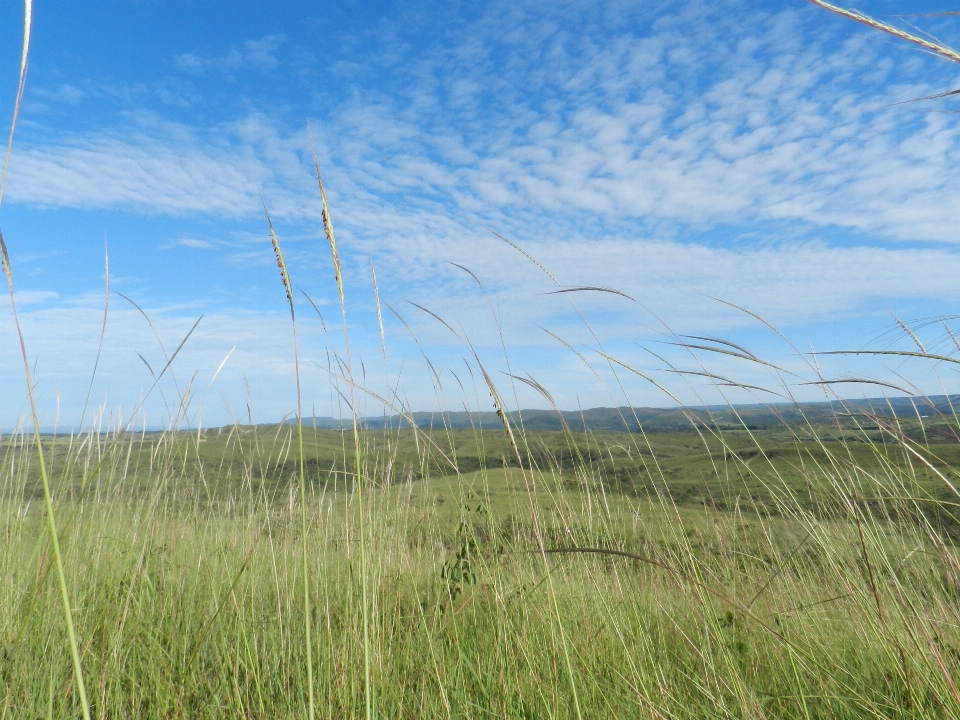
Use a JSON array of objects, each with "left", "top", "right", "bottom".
[
  {"left": 264, "top": 202, "right": 314, "bottom": 720},
  {"left": 4, "top": 214, "right": 960, "bottom": 717},
  {"left": 3, "top": 392, "right": 960, "bottom": 717},
  {"left": 5, "top": 191, "right": 960, "bottom": 720},
  {"left": 2, "top": 2, "right": 92, "bottom": 719},
  {"left": 4, "top": 2, "right": 960, "bottom": 717},
  {"left": 313, "top": 151, "right": 376, "bottom": 720}
]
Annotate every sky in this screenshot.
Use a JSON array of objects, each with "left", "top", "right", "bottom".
[{"left": 2, "top": 0, "right": 960, "bottom": 431}]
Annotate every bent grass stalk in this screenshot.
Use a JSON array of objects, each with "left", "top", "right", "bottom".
[
  {"left": 0, "top": 3, "right": 92, "bottom": 719},
  {"left": 0, "top": 1, "right": 30, "bottom": 207},
  {"left": 472, "top": 347, "right": 584, "bottom": 720},
  {"left": 403, "top": 284, "right": 586, "bottom": 717},
  {"left": 263, "top": 203, "right": 314, "bottom": 720},
  {"left": 1, "top": 235, "right": 91, "bottom": 720}
]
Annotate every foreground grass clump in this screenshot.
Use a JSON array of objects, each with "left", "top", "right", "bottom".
[{"left": 2, "top": 415, "right": 960, "bottom": 718}]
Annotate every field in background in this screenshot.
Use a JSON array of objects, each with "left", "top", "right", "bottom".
[{"left": 3, "top": 405, "right": 960, "bottom": 718}]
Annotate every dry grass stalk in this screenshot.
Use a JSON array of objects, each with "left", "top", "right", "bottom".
[
  {"left": 310, "top": 143, "right": 374, "bottom": 720},
  {"left": 1, "top": 3, "right": 92, "bottom": 719},
  {"left": 262, "top": 199, "right": 313, "bottom": 719},
  {"left": 0, "top": 0, "right": 31, "bottom": 209},
  {"left": 808, "top": 0, "right": 960, "bottom": 65}
]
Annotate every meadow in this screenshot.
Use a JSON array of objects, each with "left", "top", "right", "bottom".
[
  {"left": 4, "top": 2, "right": 960, "bottom": 717},
  {"left": 3, "top": 396, "right": 960, "bottom": 718}
]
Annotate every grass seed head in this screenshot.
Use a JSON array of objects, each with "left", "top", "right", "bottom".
[
  {"left": 809, "top": 0, "right": 960, "bottom": 65},
  {"left": 261, "top": 199, "right": 294, "bottom": 307}
]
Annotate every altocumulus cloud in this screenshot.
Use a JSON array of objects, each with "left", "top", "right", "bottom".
[
  {"left": 4, "top": 0, "right": 960, "bottom": 427},
  {"left": 8, "top": 0, "right": 960, "bottom": 243}
]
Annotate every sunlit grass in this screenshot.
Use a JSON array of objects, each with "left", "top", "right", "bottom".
[
  {"left": 4, "top": 2, "right": 960, "bottom": 717},
  {"left": 3, "top": 393, "right": 960, "bottom": 717}
]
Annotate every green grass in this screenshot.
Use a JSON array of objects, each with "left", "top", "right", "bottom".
[
  {"left": 3, "top": 4, "right": 960, "bottom": 711},
  {"left": 10, "top": 420, "right": 960, "bottom": 532},
  {"left": 3, "top": 414, "right": 960, "bottom": 718}
]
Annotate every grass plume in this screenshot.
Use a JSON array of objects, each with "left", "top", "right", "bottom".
[
  {"left": 311, "top": 141, "right": 374, "bottom": 720},
  {"left": 263, "top": 199, "right": 314, "bottom": 720},
  {"left": 808, "top": 0, "right": 960, "bottom": 65}
]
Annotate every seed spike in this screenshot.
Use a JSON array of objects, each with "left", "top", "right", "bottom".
[
  {"left": 261, "top": 195, "right": 294, "bottom": 307},
  {"left": 808, "top": 0, "right": 960, "bottom": 64}
]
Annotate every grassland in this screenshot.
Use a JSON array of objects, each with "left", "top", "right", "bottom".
[
  {"left": 3, "top": 4, "right": 960, "bottom": 712},
  {"left": 3, "top": 408, "right": 960, "bottom": 718}
]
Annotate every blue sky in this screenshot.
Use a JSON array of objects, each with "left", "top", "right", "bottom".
[{"left": 3, "top": 0, "right": 960, "bottom": 430}]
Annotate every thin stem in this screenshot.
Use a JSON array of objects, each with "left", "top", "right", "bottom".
[
  {"left": 0, "top": 2, "right": 91, "bottom": 718},
  {"left": 310, "top": 146, "right": 374, "bottom": 720},
  {"left": 264, "top": 205, "right": 314, "bottom": 720}
]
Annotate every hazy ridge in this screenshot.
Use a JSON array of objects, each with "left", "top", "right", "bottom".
[{"left": 290, "top": 394, "right": 960, "bottom": 432}]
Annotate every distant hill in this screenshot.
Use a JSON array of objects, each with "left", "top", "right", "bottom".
[{"left": 292, "top": 395, "right": 960, "bottom": 433}]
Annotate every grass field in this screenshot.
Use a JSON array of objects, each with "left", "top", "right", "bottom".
[
  {"left": 4, "top": 3, "right": 960, "bottom": 714},
  {"left": 3, "top": 409, "right": 960, "bottom": 718}
]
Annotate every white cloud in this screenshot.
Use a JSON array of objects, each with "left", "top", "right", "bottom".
[
  {"left": 174, "top": 35, "right": 286, "bottom": 75},
  {"left": 172, "top": 238, "right": 215, "bottom": 249},
  {"left": 4, "top": 238, "right": 955, "bottom": 431},
  {"left": 12, "top": 290, "right": 59, "bottom": 305},
  {"left": 9, "top": 3, "right": 960, "bottom": 244},
  {"left": 5, "top": 120, "right": 314, "bottom": 217},
  {"left": 5, "top": 0, "right": 960, "bottom": 424},
  {"left": 355, "top": 231, "right": 960, "bottom": 340},
  {"left": 327, "top": 7, "right": 960, "bottom": 244},
  {"left": 0, "top": 298, "right": 322, "bottom": 430},
  {"left": 33, "top": 84, "right": 85, "bottom": 104}
]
